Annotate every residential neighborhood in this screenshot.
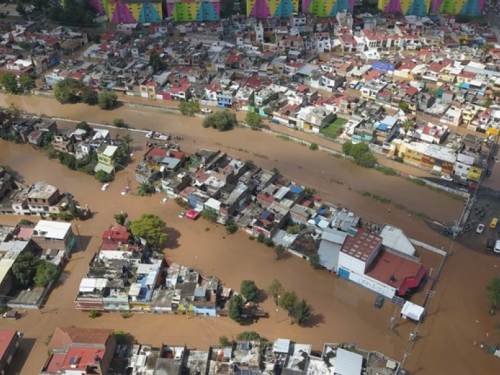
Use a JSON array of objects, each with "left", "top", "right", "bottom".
[{"left": 2, "top": 1, "right": 500, "bottom": 374}]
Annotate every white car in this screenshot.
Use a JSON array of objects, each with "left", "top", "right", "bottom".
[
  {"left": 161, "top": 198, "right": 168, "bottom": 204},
  {"left": 441, "top": 175, "right": 453, "bottom": 182},
  {"left": 121, "top": 187, "right": 130, "bottom": 195},
  {"left": 101, "top": 183, "right": 110, "bottom": 191},
  {"left": 476, "top": 224, "right": 485, "bottom": 234},
  {"left": 495, "top": 240, "right": 500, "bottom": 254},
  {"left": 201, "top": 108, "right": 212, "bottom": 114}
]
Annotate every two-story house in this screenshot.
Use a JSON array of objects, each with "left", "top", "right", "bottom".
[{"left": 94, "top": 144, "right": 118, "bottom": 174}]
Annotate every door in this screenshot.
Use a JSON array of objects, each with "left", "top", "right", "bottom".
[{"left": 338, "top": 268, "right": 350, "bottom": 279}]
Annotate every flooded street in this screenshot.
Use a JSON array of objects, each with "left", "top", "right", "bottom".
[{"left": 0, "top": 95, "right": 499, "bottom": 375}]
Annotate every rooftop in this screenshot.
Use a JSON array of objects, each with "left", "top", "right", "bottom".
[
  {"left": 366, "top": 250, "right": 426, "bottom": 295},
  {"left": 27, "top": 181, "right": 58, "bottom": 199},
  {"left": 33, "top": 220, "right": 72, "bottom": 240},
  {"left": 0, "top": 330, "right": 18, "bottom": 359},
  {"left": 341, "top": 227, "right": 382, "bottom": 262}
]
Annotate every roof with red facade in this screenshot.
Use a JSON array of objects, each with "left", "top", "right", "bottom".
[
  {"left": 17, "top": 226, "right": 34, "bottom": 240},
  {"left": 0, "top": 330, "right": 17, "bottom": 360},
  {"left": 48, "top": 327, "right": 113, "bottom": 350},
  {"left": 366, "top": 250, "right": 426, "bottom": 296},
  {"left": 341, "top": 228, "right": 382, "bottom": 262},
  {"left": 102, "top": 224, "right": 129, "bottom": 243}
]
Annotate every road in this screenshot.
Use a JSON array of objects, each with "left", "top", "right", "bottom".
[{"left": 0, "top": 96, "right": 498, "bottom": 375}]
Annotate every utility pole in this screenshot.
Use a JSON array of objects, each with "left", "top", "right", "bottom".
[
  {"left": 399, "top": 351, "right": 409, "bottom": 375},
  {"left": 390, "top": 304, "right": 398, "bottom": 330}
]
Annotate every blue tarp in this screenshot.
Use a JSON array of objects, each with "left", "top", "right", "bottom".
[
  {"left": 460, "top": 83, "right": 470, "bottom": 89},
  {"left": 290, "top": 186, "right": 303, "bottom": 194},
  {"left": 107, "top": 83, "right": 115, "bottom": 89},
  {"left": 261, "top": 210, "right": 271, "bottom": 220},
  {"left": 377, "top": 124, "right": 389, "bottom": 131}
]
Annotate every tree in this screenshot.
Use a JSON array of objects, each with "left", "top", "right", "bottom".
[
  {"left": 349, "top": 143, "right": 370, "bottom": 160},
  {"left": 219, "top": 336, "right": 230, "bottom": 347},
  {"left": 256, "top": 233, "right": 265, "bottom": 243},
  {"left": 241, "top": 280, "right": 259, "bottom": 302},
  {"left": 274, "top": 244, "right": 285, "bottom": 260},
  {"left": 236, "top": 331, "right": 261, "bottom": 341},
  {"left": 267, "top": 279, "right": 283, "bottom": 305},
  {"left": 54, "top": 78, "right": 84, "bottom": 104},
  {"left": 34, "top": 260, "right": 60, "bottom": 287},
  {"left": 355, "top": 152, "right": 377, "bottom": 168},
  {"left": 57, "top": 212, "right": 71, "bottom": 221},
  {"left": 202, "top": 110, "right": 237, "bottom": 131},
  {"left": 113, "top": 118, "right": 126, "bottom": 128},
  {"left": 19, "top": 75, "right": 34, "bottom": 92},
  {"left": 493, "top": 91, "right": 500, "bottom": 98},
  {"left": 201, "top": 208, "right": 218, "bottom": 223},
  {"left": 19, "top": 219, "right": 34, "bottom": 226},
  {"left": 228, "top": 294, "right": 244, "bottom": 322},
  {"left": 122, "top": 133, "right": 133, "bottom": 153},
  {"left": 16, "top": 4, "right": 26, "bottom": 16},
  {"left": 149, "top": 51, "right": 166, "bottom": 72},
  {"left": 0, "top": 72, "right": 18, "bottom": 94},
  {"left": 245, "top": 112, "right": 263, "bottom": 129},
  {"left": 308, "top": 254, "right": 321, "bottom": 269},
  {"left": 130, "top": 214, "right": 167, "bottom": 249},
  {"left": 89, "top": 310, "right": 99, "bottom": 319},
  {"left": 279, "top": 290, "right": 298, "bottom": 323},
  {"left": 293, "top": 299, "right": 312, "bottom": 326},
  {"left": 486, "top": 277, "right": 500, "bottom": 309},
  {"left": 11, "top": 252, "right": 39, "bottom": 287},
  {"left": 76, "top": 121, "right": 92, "bottom": 133},
  {"left": 400, "top": 118, "right": 414, "bottom": 136},
  {"left": 483, "top": 43, "right": 494, "bottom": 53},
  {"left": 179, "top": 100, "right": 200, "bottom": 116},
  {"left": 399, "top": 101, "right": 410, "bottom": 113},
  {"left": 81, "top": 86, "right": 98, "bottom": 105},
  {"left": 95, "top": 170, "right": 114, "bottom": 183},
  {"left": 92, "top": 34, "right": 101, "bottom": 44},
  {"left": 114, "top": 212, "right": 128, "bottom": 225},
  {"left": 225, "top": 218, "right": 238, "bottom": 234},
  {"left": 138, "top": 181, "right": 156, "bottom": 196},
  {"left": 342, "top": 140, "right": 352, "bottom": 155},
  {"left": 98, "top": 91, "right": 119, "bottom": 110},
  {"left": 69, "top": 202, "right": 78, "bottom": 218}
]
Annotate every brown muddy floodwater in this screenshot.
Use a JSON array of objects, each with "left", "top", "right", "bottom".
[{"left": 0, "top": 96, "right": 499, "bottom": 375}]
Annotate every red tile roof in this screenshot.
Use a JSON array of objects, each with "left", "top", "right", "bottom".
[
  {"left": 366, "top": 250, "right": 426, "bottom": 296},
  {"left": 406, "top": 86, "right": 418, "bottom": 96},
  {"left": 48, "top": 327, "right": 113, "bottom": 350},
  {"left": 341, "top": 228, "right": 382, "bottom": 261},
  {"left": 61, "top": 346, "right": 106, "bottom": 371}
]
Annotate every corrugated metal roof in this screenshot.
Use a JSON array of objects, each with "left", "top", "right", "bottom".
[{"left": 335, "top": 348, "right": 363, "bottom": 375}]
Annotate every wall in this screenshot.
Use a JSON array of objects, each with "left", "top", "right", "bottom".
[
  {"left": 338, "top": 251, "right": 367, "bottom": 275},
  {"left": 349, "top": 272, "right": 396, "bottom": 298}
]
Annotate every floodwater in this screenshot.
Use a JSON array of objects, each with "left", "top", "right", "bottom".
[{"left": 0, "top": 96, "right": 499, "bottom": 375}]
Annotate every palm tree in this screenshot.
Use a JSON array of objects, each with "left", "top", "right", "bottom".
[
  {"left": 400, "top": 118, "right": 415, "bottom": 137},
  {"left": 122, "top": 133, "right": 133, "bottom": 153},
  {"left": 137, "top": 181, "right": 155, "bottom": 196}
]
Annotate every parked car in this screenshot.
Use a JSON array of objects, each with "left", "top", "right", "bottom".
[
  {"left": 101, "top": 183, "right": 110, "bottom": 191},
  {"left": 161, "top": 198, "right": 168, "bottom": 204},
  {"left": 374, "top": 295, "right": 384, "bottom": 308},
  {"left": 476, "top": 224, "right": 485, "bottom": 234},
  {"left": 63, "top": 191, "right": 74, "bottom": 200},
  {"left": 201, "top": 108, "right": 212, "bottom": 114},
  {"left": 178, "top": 211, "right": 186, "bottom": 218},
  {"left": 486, "top": 238, "right": 495, "bottom": 251},
  {"left": 121, "top": 187, "right": 129, "bottom": 195},
  {"left": 441, "top": 175, "right": 453, "bottom": 182},
  {"left": 495, "top": 240, "right": 500, "bottom": 254}
]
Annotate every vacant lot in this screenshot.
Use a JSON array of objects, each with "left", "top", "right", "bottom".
[{"left": 319, "top": 117, "right": 348, "bottom": 139}]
